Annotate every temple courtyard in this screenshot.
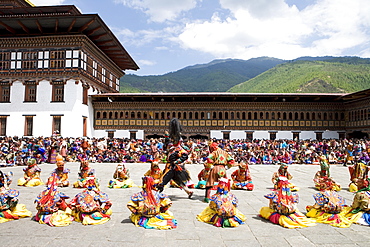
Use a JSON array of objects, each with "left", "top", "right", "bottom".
[{"left": 0, "top": 162, "right": 368, "bottom": 247}]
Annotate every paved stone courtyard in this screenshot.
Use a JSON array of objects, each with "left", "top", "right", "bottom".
[{"left": 0, "top": 162, "right": 369, "bottom": 247}]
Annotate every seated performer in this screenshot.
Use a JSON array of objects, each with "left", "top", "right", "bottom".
[
  {"left": 108, "top": 164, "right": 135, "bottom": 188},
  {"left": 73, "top": 159, "right": 95, "bottom": 188},
  {"left": 260, "top": 177, "right": 316, "bottom": 229},
  {"left": 17, "top": 158, "right": 44, "bottom": 187},
  {"left": 156, "top": 118, "right": 193, "bottom": 198},
  {"left": 348, "top": 160, "right": 369, "bottom": 192},
  {"left": 143, "top": 160, "right": 163, "bottom": 188},
  {"left": 197, "top": 178, "right": 246, "bottom": 227},
  {"left": 313, "top": 153, "right": 341, "bottom": 191},
  {"left": 231, "top": 162, "right": 254, "bottom": 191},
  {"left": 306, "top": 182, "right": 352, "bottom": 228},
  {"left": 0, "top": 170, "right": 32, "bottom": 223},
  {"left": 196, "top": 162, "right": 212, "bottom": 189},
  {"left": 70, "top": 177, "right": 112, "bottom": 225},
  {"left": 272, "top": 163, "right": 299, "bottom": 191},
  {"left": 34, "top": 175, "right": 72, "bottom": 227},
  {"left": 346, "top": 179, "right": 370, "bottom": 226},
  {"left": 50, "top": 155, "right": 70, "bottom": 187},
  {"left": 127, "top": 176, "right": 177, "bottom": 230}
]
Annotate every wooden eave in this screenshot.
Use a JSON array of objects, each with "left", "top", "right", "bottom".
[
  {"left": 91, "top": 93, "right": 346, "bottom": 103},
  {"left": 0, "top": 9, "right": 139, "bottom": 71}
]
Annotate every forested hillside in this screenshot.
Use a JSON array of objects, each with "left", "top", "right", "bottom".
[
  {"left": 228, "top": 59, "right": 370, "bottom": 93},
  {"left": 120, "top": 57, "right": 284, "bottom": 92}
]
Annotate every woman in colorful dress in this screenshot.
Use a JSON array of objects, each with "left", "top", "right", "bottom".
[
  {"left": 313, "top": 153, "right": 341, "bottom": 191},
  {"left": 70, "top": 177, "right": 112, "bottom": 225},
  {"left": 197, "top": 178, "right": 245, "bottom": 227},
  {"left": 127, "top": 176, "right": 177, "bottom": 230},
  {"left": 108, "top": 164, "right": 135, "bottom": 188},
  {"left": 0, "top": 170, "right": 32, "bottom": 223},
  {"left": 34, "top": 174, "right": 72, "bottom": 227},
  {"left": 306, "top": 182, "right": 352, "bottom": 228},
  {"left": 17, "top": 158, "right": 44, "bottom": 187},
  {"left": 231, "top": 162, "right": 254, "bottom": 191},
  {"left": 260, "top": 177, "right": 316, "bottom": 229},
  {"left": 50, "top": 155, "right": 70, "bottom": 187},
  {"left": 73, "top": 160, "right": 95, "bottom": 188}
]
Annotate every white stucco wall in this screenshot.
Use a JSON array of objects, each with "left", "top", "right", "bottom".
[{"left": 0, "top": 79, "right": 94, "bottom": 137}]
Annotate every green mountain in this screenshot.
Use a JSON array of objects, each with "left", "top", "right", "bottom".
[
  {"left": 120, "top": 57, "right": 285, "bottom": 92},
  {"left": 228, "top": 57, "right": 370, "bottom": 93}
]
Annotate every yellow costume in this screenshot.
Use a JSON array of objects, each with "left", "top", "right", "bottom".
[
  {"left": 108, "top": 164, "right": 135, "bottom": 188},
  {"left": 127, "top": 176, "right": 177, "bottom": 229},
  {"left": 17, "top": 158, "right": 44, "bottom": 187}
]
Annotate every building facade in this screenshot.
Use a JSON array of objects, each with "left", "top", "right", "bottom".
[
  {"left": 91, "top": 92, "right": 370, "bottom": 140},
  {"left": 0, "top": 0, "right": 139, "bottom": 137}
]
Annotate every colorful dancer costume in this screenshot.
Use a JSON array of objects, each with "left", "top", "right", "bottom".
[
  {"left": 0, "top": 170, "right": 31, "bottom": 223},
  {"left": 156, "top": 118, "right": 193, "bottom": 198},
  {"left": 34, "top": 174, "right": 72, "bottom": 226},
  {"left": 108, "top": 164, "right": 135, "bottom": 188},
  {"left": 196, "top": 162, "right": 212, "bottom": 189},
  {"left": 272, "top": 163, "right": 299, "bottom": 191},
  {"left": 70, "top": 177, "right": 112, "bottom": 225},
  {"left": 197, "top": 178, "right": 246, "bottom": 227},
  {"left": 143, "top": 160, "right": 163, "bottom": 188},
  {"left": 50, "top": 155, "right": 70, "bottom": 187},
  {"left": 73, "top": 160, "right": 95, "bottom": 188},
  {"left": 127, "top": 176, "right": 177, "bottom": 230},
  {"left": 306, "top": 182, "right": 352, "bottom": 228},
  {"left": 346, "top": 180, "right": 370, "bottom": 226},
  {"left": 231, "top": 162, "right": 254, "bottom": 191},
  {"left": 348, "top": 160, "right": 369, "bottom": 192},
  {"left": 204, "top": 142, "right": 235, "bottom": 202},
  {"left": 17, "top": 158, "right": 44, "bottom": 187},
  {"left": 313, "top": 153, "right": 340, "bottom": 191},
  {"left": 260, "top": 177, "right": 316, "bottom": 229}
]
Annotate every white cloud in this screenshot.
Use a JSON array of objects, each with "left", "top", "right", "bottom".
[
  {"left": 176, "top": 0, "right": 370, "bottom": 60},
  {"left": 138, "top": 59, "right": 156, "bottom": 66},
  {"left": 30, "top": 0, "right": 66, "bottom": 6},
  {"left": 115, "top": 0, "right": 199, "bottom": 22},
  {"left": 114, "top": 26, "right": 181, "bottom": 47}
]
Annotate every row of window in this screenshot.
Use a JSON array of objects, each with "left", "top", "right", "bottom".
[
  {"left": 95, "top": 110, "right": 346, "bottom": 121},
  {"left": 348, "top": 109, "right": 370, "bottom": 121},
  {"left": 0, "top": 83, "right": 88, "bottom": 104},
  {"left": 0, "top": 49, "right": 120, "bottom": 91},
  {"left": 0, "top": 116, "right": 61, "bottom": 136}
]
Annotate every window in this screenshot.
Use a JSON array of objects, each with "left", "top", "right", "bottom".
[
  {"left": 83, "top": 117, "right": 87, "bottom": 137},
  {"left": 0, "top": 82, "right": 10, "bottom": 102},
  {"left": 82, "top": 86, "right": 88, "bottom": 105},
  {"left": 52, "top": 116, "right": 61, "bottom": 135},
  {"left": 102, "top": 68, "right": 106, "bottom": 83},
  {"left": 0, "top": 117, "right": 7, "bottom": 136},
  {"left": 24, "top": 116, "right": 33, "bottom": 136},
  {"left": 24, "top": 83, "right": 37, "bottom": 102},
  {"left": 52, "top": 83, "right": 64, "bottom": 102},
  {"left": 10, "top": 51, "right": 22, "bottom": 69},
  {"left": 0, "top": 52, "right": 10, "bottom": 71},
  {"left": 93, "top": 61, "right": 97, "bottom": 77},
  {"left": 38, "top": 51, "right": 49, "bottom": 69}
]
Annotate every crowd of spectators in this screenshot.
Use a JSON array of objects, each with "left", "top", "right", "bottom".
[{"left": 0, "top": 135, "right": 369, "bottom": 167}]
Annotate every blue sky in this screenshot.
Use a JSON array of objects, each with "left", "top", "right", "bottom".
[{"left": 32, "top": 0, "right": 370, "bottom": 76}]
